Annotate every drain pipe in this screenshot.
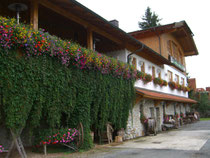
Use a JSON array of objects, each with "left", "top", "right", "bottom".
[
  {"left": 153, "top": 28, "right": 161, "bottom": 55},
  {"left": 127, "top": 44, "right": 145, "bottom": 64}
]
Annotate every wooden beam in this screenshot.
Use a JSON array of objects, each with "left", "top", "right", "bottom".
[
  {"left": 87, "top": 28, "right": 93, "bottom": 50},
  {"left": 154, "top": 100, "right": 162, "bottom": 106},
  {"left": 135, "top": 95, "right": 143, "bottom": 104},
  {"left": 39, "top": 0, "right": 123, "bottom": 46},
  {"left": 166, "top": 101, "right": 173, "bottom": 107},
  {"left": 30, "top": 0, "right": 39, "bottom": 30}
]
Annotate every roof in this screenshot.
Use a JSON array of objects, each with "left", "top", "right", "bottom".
[
  {"left": 129, "top": 21, "right": 198, "bottom": 56},
  {"left": 188, "top": 78, "right": 197, "bottom": 91},
  {"left": 39, "top": 0, "right": 171, "bottom": 66},
  {"left": 136, "top": 88, "right": 197, "bottom": 104}
]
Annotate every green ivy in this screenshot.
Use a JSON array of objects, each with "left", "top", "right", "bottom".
[{"left": 0, "top": 48, "right": 135, "bottom": 149}]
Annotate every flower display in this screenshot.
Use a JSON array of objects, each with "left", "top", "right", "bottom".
[
  {"left": 143, "top": 74, "right": 153, "bottom": 83},
  {"left": 0, "top": 145, "right": 4, "bottom": 152},
  {"left": 168, "top": 81, "right": 177, "bottom": 89},
  {"left": 38, "top": 128, "right": 78, "bottom": 146},
  {"left": 0, "top": 16, "right": 136, "bottom": 80},
  {"left": 162, "top": 80, "right": 168, "bottom": 86},
  {"left": 168, "top": 81, "right": 190, "bottom": 92},
  {"left": 0, "top": 16, "right": 192, "bottom": 91},
  {"left": 153, "top": 77, "right": 168, "bottom": 87}
]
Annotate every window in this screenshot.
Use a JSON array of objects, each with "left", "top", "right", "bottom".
[
  {"left": 172, "top": 42, "right": 178, "bottom": 60},
  {"left": 168, "top": 40, "right": 184, "bottom": 64},
  {"left": 179, "top": 49, "right": 184, "bottom": 65},
  {"left": 181, "top": 77, "right": 185, "bottom": 86},
  {"left": 152, "top": 66, "right": 156, "bottom": 78},
  {"left": 132, "top": 57, "right": 137, "bottom": 69},
  {"left": 150, "top": 107, "right": 154, "bottom": 118},
  {"left": 158, "top": 71, "right": 161, "bottom": 79},
  {"left": 175, "top": 74, "right": 179, "bottom": 84},
  {"left": 167, "top": 40, "right": 172, "bottom": 56},
  {"left": 178, "top": 49, "right": 182, "bottom": 64},
  {"left": 168, "top": 70, "right": 173, "bottom": 82},
  {"left": 141, "top": 62, "right": 145, "bottom": 73}
]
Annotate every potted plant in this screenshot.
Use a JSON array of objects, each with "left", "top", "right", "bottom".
[
  {"left": 136, "top": 71, "right": 146, "bottom": 80},
  {"left": 162, "top": 80, "right": 168, "bottom": 86},
  {"left": 168, "top": 81, "right": 176, "bottom": 90},
  {"left": 140, "top": 112, "right": 147, "bottom": 124},
  {"left": 143, "top": 74, "right": 152, "bottom": 83}
]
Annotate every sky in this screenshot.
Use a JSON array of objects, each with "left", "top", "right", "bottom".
[{"left": 76, "top": 0, "right": 210, "bottom": 89}]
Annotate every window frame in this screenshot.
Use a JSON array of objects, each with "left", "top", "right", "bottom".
[{"left": 168, "top": 70, "right": 173, "bottom": 82}]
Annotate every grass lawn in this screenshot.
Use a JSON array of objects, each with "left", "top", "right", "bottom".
[{"left": 200, "top": 118, "right": 210, "bottom": 121}]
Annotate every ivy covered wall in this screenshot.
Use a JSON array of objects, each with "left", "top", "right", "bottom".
[
  {"left": 0, "top": 48, "right": 135, "bottom": 149},
  {"left": 0, "top": 16, "right": 137, "bottom": 149}
]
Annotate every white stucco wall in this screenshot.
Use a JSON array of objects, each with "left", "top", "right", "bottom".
[
  {"left": 105, "top": 49, "right": 189, "bottom": 98},
  {"left": 125, "top": 50, "right": 188, "bottom": 98}
]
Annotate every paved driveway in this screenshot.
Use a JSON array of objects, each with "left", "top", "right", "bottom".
[
  {"left": 26, "top": 121, "right": 210, "bottom": 158},
  {"left": 104, "top": 121, "right": 210, "bottom": 158},
  {"left": 78, "top": 121, "right": 210, "bottom": 158}
]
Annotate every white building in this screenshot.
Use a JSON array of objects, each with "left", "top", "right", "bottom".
[{"left": 106, "top": 21, "right": 198, "bottom": 139}]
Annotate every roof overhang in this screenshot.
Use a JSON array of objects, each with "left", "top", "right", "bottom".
[
  {"left": 38, "top": 0, "right": 169, "bottom": 65},
  {"left": 129, "top": 21, "right": 199, "bottom": 56},
  {"left": 136, "top": 88, "right": 197, "bottom": 104}
]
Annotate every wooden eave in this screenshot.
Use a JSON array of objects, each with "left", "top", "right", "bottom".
[
  {"left": 36, "top": 0, "right": 170, "bottom": 65},
  {"left": 137, "top": 47, "right": 171, "bottom": 66},
  {"left": 172, "top": 28, "right": 198, "bottom": 56},
  {"left": 39, "top": 0, "right": 136, "bottom": 47},
  {"left": 136, "top": 88, "right": 197, "bottom": 104},
  {"left": 129, "top": 21, "right": 199, "bottom": 56}
]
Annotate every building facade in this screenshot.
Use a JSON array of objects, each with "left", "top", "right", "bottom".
[{"left": 0, "top": 0, "right": 198, "bottom": 142}]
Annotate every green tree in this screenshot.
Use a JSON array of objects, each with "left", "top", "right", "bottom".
[
  {"left": 197, "top": 93, "right": 210, "bottom": 117},
  {"left": 190, "top": 91, "right": 210, "bottom": 117},
  {"left": 138, "top": 7, "right": 162, "bottom": 30}
]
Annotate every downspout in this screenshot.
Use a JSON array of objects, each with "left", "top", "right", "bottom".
[
  {"left": 127, "top": 44, "right": 145, "bottom": 64},
  {"left": 153, "top": 28, "right": 161, "bottom": 55}
]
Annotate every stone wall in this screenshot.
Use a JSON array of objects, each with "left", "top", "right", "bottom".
[
  {"left": 186, "top": 104, "right": 191, "bottom": 113},
  {"left": 156, "top": 102, "right": 164, "bottom": 131},
  {"left": 165, "top": 103, "right": 175, "bottom": 115},
  {"left": 125, "top": 100, "right": 191, "bottom": 140},
  {"left": 125, "top": 102, "right": 143, "bottom": 140},
  {"left": 175, "top": 103, "right": 181, "bottom": 115}
]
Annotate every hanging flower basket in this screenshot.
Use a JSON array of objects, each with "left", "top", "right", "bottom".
[
  {"left": 162, "top": 80, "right": 168, "bottom": 86},
  {"left": 168, "top": 81, "right": 177, "bottom": 90},
  {"left": 136, "top": 71, "right": 146, "bottom": 80},
  {"left": 184, "top": 86, "right": 190, "bottom": 92},
  {"left": 153, "top": 77, "right": 163, "bottom": 85},
  {"left": 153, "top": 78, "right": 168, "bottom": 87},
  {"left": 177, "top": 84, "right": 182, "bottom": 91},
  {"left": 143, "top": 74, "right": 152, "bottom": 83}
]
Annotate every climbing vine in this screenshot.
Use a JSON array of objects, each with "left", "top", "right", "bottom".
[
  {"left": 0, "top": 16, "right": 137, "bottom": 150},
  {"left": 0, "top": 48, "right": 135, "bottom": 149}
]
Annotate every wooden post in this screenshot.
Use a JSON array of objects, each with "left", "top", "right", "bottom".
[
  {"left": 87, "top": 28, "right": 93, "bottom": 50},
  {"left": 44, "top": 144, "right": 47, "bottom": 156},
  {"left": 6, "top": 128, "right": 27, "bottom": 158},
  {"left": 30, "top": 0, "right": 39, "bottom": 30}
]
